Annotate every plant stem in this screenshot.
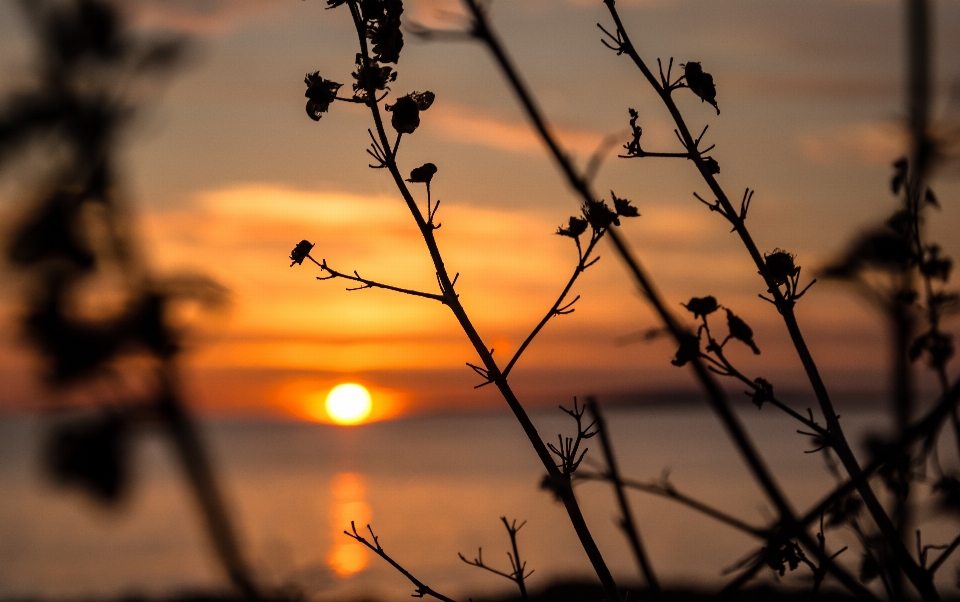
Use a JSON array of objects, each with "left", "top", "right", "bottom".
[
  {"left": 344, "top": 3, "right": 619, "bottom": 599},
  {"left": 588, "top": 400, "right": 661, "bottom": 594},
  {"left": 460, "top": 3, "right": 876, "bottom": 598},
  {"left": 601, "top": 4, "right": 938, "bottom": 598}
]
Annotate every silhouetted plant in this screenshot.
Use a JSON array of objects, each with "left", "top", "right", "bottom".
[
  {"left": 345, "top": 521, "right": 458, "bottom": 602},
  {"left": 460, "top": 518, "right": 535, "bottom": 600},
  {"left": 0, "top": 1, "right": 257, "bottom": 597},
  {"left": 292, "top": 4, "right": 647, "bottom": 599},
  {"left": 292, "top": 0, "right": 960, "bottom": 600}
]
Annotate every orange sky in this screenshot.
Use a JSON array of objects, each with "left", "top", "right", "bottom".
[{"left": 1, "top": 0, "right": 959, "bottom": 420}]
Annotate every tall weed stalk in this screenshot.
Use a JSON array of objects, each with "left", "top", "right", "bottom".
[{"left": 294, "top": 1, "right": 960, "bottom": 600}]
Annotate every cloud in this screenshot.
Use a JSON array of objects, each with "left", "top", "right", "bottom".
[
  {"left": 142, "top": 184, "right": 578, "bottom": 338},
  {"left": 124, "top": 0, "right": 291, "bottom": 35},
  {"left": 405, "top": 0, "right": 470, "bottom": 30},
  {"left": 798, "top": 122, "right": 907, "bottom": 166},
  {"left": 724, "top": 75, "right": 898, "bottom": 102},
  {"left": 138, "top": 183, "right": 752, "bottom": 378},
  {"left": 424, "top": 103, "right": 609, "bottom": 156}
]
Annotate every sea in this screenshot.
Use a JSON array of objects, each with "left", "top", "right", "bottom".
[{"left": 0, "top": 404, "right": 955, "bottom": 600}]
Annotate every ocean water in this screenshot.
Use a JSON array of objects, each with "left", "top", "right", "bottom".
[{"left": 0, "top": 405, "right": 954, "bottom": 600}]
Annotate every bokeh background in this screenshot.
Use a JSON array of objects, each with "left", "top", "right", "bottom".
[
  {"left": 2, "top": 0, "right": 959, "bottom": 420},
  {"left": 1, "top": 0, "right": 960, "bottom": 599}
]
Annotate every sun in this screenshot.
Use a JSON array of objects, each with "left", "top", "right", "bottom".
[{"left": 325, "top": 383, "right": 372, "bottom": 425}]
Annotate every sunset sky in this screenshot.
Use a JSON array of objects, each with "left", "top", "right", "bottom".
[{"left": 1, "top": 0, "right": 959, "bottom": 421}]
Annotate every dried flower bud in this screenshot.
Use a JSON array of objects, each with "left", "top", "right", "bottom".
[
  {"left": 671, "top": 333, "right": 701, "bottom": 367},
  {"left": 749, "top": 377, "right": 774, "bottom": 409},
  {"left": 683, "top": 61, "right": 719, "bottom": 114},
  {"left": 909, "top": 330, "right": 955, "bottom": 369},
  {"left": 701, "top": 156, "right": 720, "bottom": 175},
  {"left": 304, "top": 72, "right": 343, "bottom": 121},
  {"left": 763, "top": 541, "right": 804, "bottom": 577},
  {"left": 612, "top": 192, "right": 640, "bottom": 217},
  {"left": 825, "top": 492, "right": 862, "bottom": 527},
  {"left": 367, "top": 2, "right": 404, "bottom": 64},
  {"left": 625, "top": 108, "right": 643, "bottom": 152},
  {"left": 557, "top": 216, "right": 588, "bottom": 238},
  {"left": 682, "top": 296, "right": 718, "bottom": 319},
  {"left": 411, "top": 91, "right": 435, "bottom": 110},
  {"left": 290, "top": 240, "right": 314, "bottom": 266},
  {"left": 764, "top": 249, "right": 798, "bottom": 286},
  {"left": 407, "top": 163, "right": 437, "bottom": 184},
  {"left": 385, "top": 91, "right": 434, "bottom": 134},
  {"left": 726, "top": 309, "right": 760, "bottom": 354},
  {"left": 583, "top": 199, "right": 619, "bottom": 230},
  {"left": 920, "top": 245, "right": 952, "bottom": 281},
  {"left": 351, "top": 55, "right": 397, "bottom": 99}
]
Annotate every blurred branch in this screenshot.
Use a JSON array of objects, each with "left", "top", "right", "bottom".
[
  {"left": 587, "top": 400, "right": 660, "bottom": 594},
  {"left": 598, "top": 2, "right": 937, "bottom": 597},
  {"left": 576, "top": 470, "right": 766, "bottom": 539}
]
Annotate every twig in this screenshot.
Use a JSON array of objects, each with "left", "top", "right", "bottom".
[
  {"left": 577, "top": 470, "right": 767, "bottom": 539},
  {"left": 331, "top": 4, "right": 623, "bottom": 599},
  {"left": 600, "top": 3, "right": 937, "bottom": 598},
  {"left": 306, "top": 254, "right": 447, "bottom": 303},
  {"left": 548, "top": 398, "right": 597, "bottom": 475},
  {"left": 928, "top": 533, "right": 960, "bottom": 575},
  {"left": 502, "top": 225, "right": 604, "bottom": 378},
  {"left": 346, "top": 522, "right": 457, "bottom": 602},
  {"left": 458, "top": 3, "right": 878, "bottom": 599},
  {"left": 459, "top": 518, "right": 534, "bottom": 600}
]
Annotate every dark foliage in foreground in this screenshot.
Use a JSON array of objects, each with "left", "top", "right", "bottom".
[{"left": 9, "top": 582, "right": 960, "bottom": 602}]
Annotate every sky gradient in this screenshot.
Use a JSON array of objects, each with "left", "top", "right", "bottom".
[{"left": 1, "top": 0, "right": 959, "bottom": 421}]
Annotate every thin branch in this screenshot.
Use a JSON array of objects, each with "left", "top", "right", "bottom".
[
  {"left": 346, "top": 522, "right": 458, "bottom": 602},
  {"left": 927, "top": 533, "right": 960, "bottom": 575},
  {"left": 796, "top": 375, "right": 960, "bottom": 534},
  {"left": 314, "top": 257, "right": 446, "bottom": 303},
  {"left": 600, "top": 3, "right": 936, "bottom": 597},
  {"left": 619, "top": 150, "right": 691, "bottom": 160},
  {"left": 585, "top": 131, "right": 627, "bottom": 183},
  {"left": 336, "top": 4, "right": 622, "bottom": 598},
  {"left": 502, "top": 228, "right": 604, "bottom": 378},
  {"left": 577, "top": 470, "right": 767, "bottom": 539},
  {"left": 459, "top": 548, "right": 516, "bottom": 581},
  {"left": 458, "top": 2, "right": 879, "bottom": 599},
  {"left": 459, "top": 518, "right": 534, "bottom": 600}
]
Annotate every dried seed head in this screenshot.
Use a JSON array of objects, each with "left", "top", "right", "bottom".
[
  {"left": 583, "top": 199, "right": 619, "bottom": 231},
  {"left": 407, "top": 163, "right": 437, "bottom": 184},
  {"left": 304, "top": 72, "right": 343, "bottom": 121},
  {"left": 385, "top": 91, "right": 434, "bottom": 134},
  {"left": 290, "top": 240, "right": 314, "bottom": 266},
  {"left": 764, "top": 249, "right": 798, "bottom": 286},
  {"left": 682, "top": 61, "right": 719, "bottom": 114},
  {"left": 671, "top": 333, "right": 701, "bottom": 367},
  {"left": 557, "top": 216, "right": 588, "bottom": 238},
  {"left": 611, "top": 192, "right": 640, "bottom": 218},
  {"left": 682, "top": 296, "right": 718, "bottom": 319}
]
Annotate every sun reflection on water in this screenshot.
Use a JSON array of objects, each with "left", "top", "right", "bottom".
[{"left": 327, "top": 472, "right": 371, "bottom": 577}]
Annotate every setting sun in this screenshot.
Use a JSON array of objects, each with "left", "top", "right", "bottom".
[{"left": 325, "top": 383, "right": 372, "bottom": 425}]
